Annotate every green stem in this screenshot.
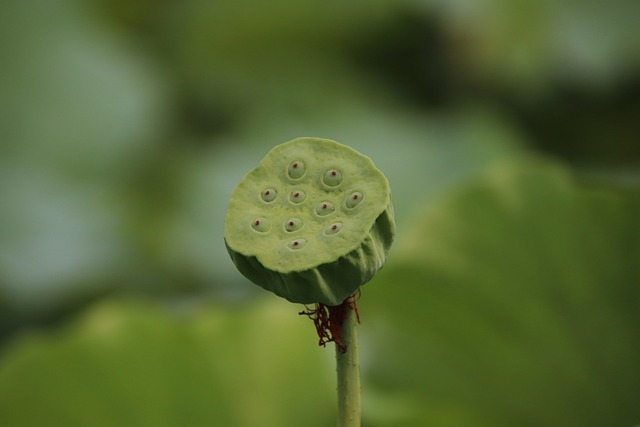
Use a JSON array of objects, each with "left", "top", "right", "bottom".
[{"left": 336, "top": 305, "right": 361, "bottom": 427}]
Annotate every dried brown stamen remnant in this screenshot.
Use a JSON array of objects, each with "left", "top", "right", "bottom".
[{"left": 299, "top": 291, "right": 361, "bottom": 353}]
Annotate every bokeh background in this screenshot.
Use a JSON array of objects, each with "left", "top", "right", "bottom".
[{"left": 1, "top": 0, "right": 639, "bottom": 426}]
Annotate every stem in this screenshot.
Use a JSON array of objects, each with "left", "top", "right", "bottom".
[{"left": 336, "top": 305, "right": 361, "bottom": 427}]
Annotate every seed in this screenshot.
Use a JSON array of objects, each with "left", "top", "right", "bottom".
[
  {"left": 284, "top": 218, "right": 303, "bottom": 232},
  {"left": 324, "top": 222, "right": 343, "bottom": 235},
  {"left": 315, "top": 201, "right": 335, "bottom": 216},
  {"left": 288, "top": 160, "right": 306, "bottom": 179},
  {"left": 323, "top": 168, "right": 343, "bottom": 186},
  {"left": 251, "top": 217, "right": 270, "bottom": 232},
  {"left": 287, "top": 238, "right": 307, "bottom": 250},
  {"left": 289, "top": 190, "right": 306, "bottom": 203},
  {"left": 346, "top": 192, "right": 363, "bottom": 208},
  {"left": 261, "top": 188, "right": 277, "bottom": 202}
]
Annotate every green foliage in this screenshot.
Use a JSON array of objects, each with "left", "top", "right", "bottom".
[
  {"left": 0, "top": 299, "right": 335, "bottom": 427},
  {"left": 363, "top": 159, "right": 640, "bottom": 426}
]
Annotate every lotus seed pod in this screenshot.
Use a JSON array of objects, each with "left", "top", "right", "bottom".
[{"left": 224, "top": 137, "right": 395, "bottom": 306}]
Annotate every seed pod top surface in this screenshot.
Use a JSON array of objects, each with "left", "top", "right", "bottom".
[{"left": 224, "top": 137, "right": 394, "bottom": 305}]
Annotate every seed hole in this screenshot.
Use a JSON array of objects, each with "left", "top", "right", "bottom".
[
  {"left": 289, "top": 190, "right": 306, "bottom": 203},
  {"left": 251, "top": 217, "right": 270, "bottom": 232},
  {"left": 261, "top": 188, "right": 277, "bottom": 202},
  {"left": 346, "top": 192, "right": 363, "bottom": 208},
  {"left": 288, "top": 239, "right": 307, "bottom": 250},
  {"left": 324, "top": 222, "right": 343, "bottom": 235},
  {"left": 315, "top": 201, "right": 336, "bottom": 216},
  {"left": 288, "top": 160, "right": 306, "bottom": 179},
  {"left": 323, "top": 169, "right": 343, "bottom": 187},
  {"left": 284, "top": 217, "right": 303, "bottom": 232}
]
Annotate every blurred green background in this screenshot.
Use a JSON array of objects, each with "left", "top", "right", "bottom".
[{"left": 1, "top": 0, "right": 639, "bottom": 426}]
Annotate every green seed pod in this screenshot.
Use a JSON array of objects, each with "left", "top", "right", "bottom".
[{"left": 224, "top": 137, "right": 395, "bottom": 306}]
